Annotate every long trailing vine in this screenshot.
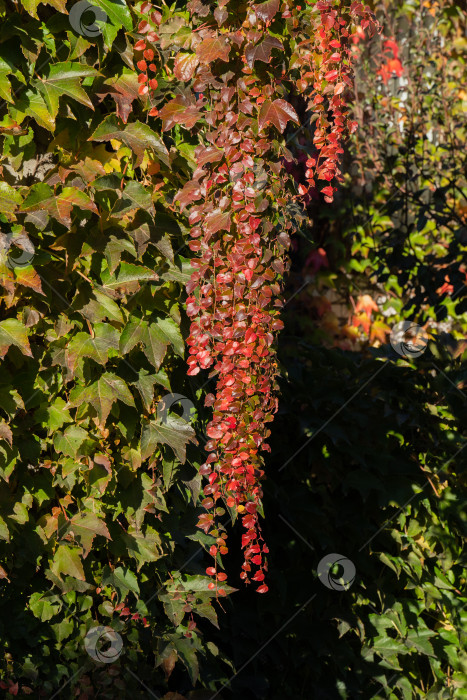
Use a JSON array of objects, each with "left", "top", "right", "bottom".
[{"left": 134, "top": 0, "right": 378, "bottom": 593}]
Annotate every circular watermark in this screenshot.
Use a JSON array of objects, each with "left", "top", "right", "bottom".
[
  {"left": 156, "top": 393, "right": 195, "bottom": 425},
  {"left": 317, "top": 553, "right": 356, "bottom": 591},
  {"left": 1, "top": 232, "right": 35, "bottom": 269},
  {"left": 69, "top": 0, "right": 107, "bottom": 38},
  {"left": 84, "top": 626, "right": 123, "bottom": 664},
  {"left": 390, "top": 321, "right": 429, "bottom": 359}
]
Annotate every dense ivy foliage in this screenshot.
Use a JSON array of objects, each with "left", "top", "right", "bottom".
[
  {"left": 0, "top": 0, "right": 231, "bottom": 695},
  {"left": 0, "top": 0, "right": 465, "bottom": 698}
]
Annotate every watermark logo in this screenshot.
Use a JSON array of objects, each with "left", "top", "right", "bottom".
[
  {"left": 84, "top": 626, "right": 123, "bottom": 664},
  {"left": 390, "top": 321, "right": 429, "bottom": 359},
  {"left": 69, "top": 1, "right": 107, "bottom": 38},
  {"left": 317, "top": 553, "right": 356, "bottom": 591},
  {"left": 1, "top": 232, "right": 35, "bottom": 269},
  {"left": 156, "top": 393, "right": 195, "bottom": 425}
]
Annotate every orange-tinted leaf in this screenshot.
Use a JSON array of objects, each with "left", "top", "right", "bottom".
[
  {"left": 100, "top": 71, "right": 142, "bottom": 124},
  {"left": 196, "top": 35, "right": 230, "bottom": 64},
  {"left": 194, "top": 145, "right": 223, "bottom": 168},
  {"left": 158, "top": 96, "right": 202, "bottom": 131},
  {"left": 13, "top": 266, "right": 44, "bottom": 294},
  {"left": 173, "top": 52, "right": 200, "bottom": 81}
]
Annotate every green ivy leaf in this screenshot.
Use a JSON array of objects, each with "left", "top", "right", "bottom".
[
  {"left": 20, "top": 0, "right": 66, "bottom": 18},
  {"left": 88, "top": 0, "right": 132, "bottom": 31},
  {"left": 66, "top": 323, "right": 120, "bottom": 373},
  {"left": 121, "top": 527, "right": 164, "bottom": 570},
  {"left": 142, "top": 323, "right": 169, "bottom": 370},
  {"left": 172, "top": 637, "right": 199, "bottom": 684},
  {"left": 0, "top": 515, "right": 10, "bottom": 542},
  {"left": 0, "top": 318, "right": 32, "bottom": 358},
  {"left": 20, "top": 184, "right": 97, "bottom": 228},
  {"left": 120, "top": 318, "right": 146, "bottom": 355},
  {"left": 101, "top": 262, "right": 159, "bottom": 291},
  {"left": 34, "top": 397, "right": 73, "bottom": 434},
  {"left": 68, "top": 511, "right": 111, "bottom": 557},
  {"left": 53, "top": 425, "right": 88, "bottom": 459},
  {"left": 9, "top": 88, "right": 55, "bottom": 132},
  {"left": 35, "top": 62, "right": 100, "bottom": 119},
  {"left": 154, "top": 317, "right": 185, "bottom": 358},
  {"left": 51, "top": 545, "right": 86, "bottom": 581},
  {"left": 0, "top": 182, "right": 22, "bottom": 219},
  {"left": 80, "top": 372, "right": 135, "bottom": 424},
  {"left": 102, "top": 565, "right": 140, "bottom": 600},
  {"left": 90, "top": 115, "right": 170, "bottom": 167},
  {"left": 29, "top": 592, "right": 61, "bottom": 621},
  {"left": 141, "top": 415, "right": 197, "bottom": 463},
  {"left": 111, "top": 181, "right": 155, "bottom": 218}
]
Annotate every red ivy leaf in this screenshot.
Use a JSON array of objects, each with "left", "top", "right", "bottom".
[
  {"left": 173, "top": 52, "right": 200, "bottom": 81},
  {"left": 214, "top": 6, "right": 228, "bottom": 25},
  {"left": 253, "top": 0, "right": 280, "bottom": 23},
  {"left": 98, "top": 72, "right": 142, "bottom": 124},
  {"left": 204, "top": 209, "right": 231, "bottom": 235},
  {"left": 194, "top": 145, "right": 223, "bottom": 168},
  {"left": 245, "top": 36, "right": 283, "bottom": 68},
  {"left": 158, "top": 95, "right": 201, "bottom": 131},
  {"left": 258, "top": 99, "right": 300, "bottom": 133},
  {"left": 196, "top": 35, "right": 231, "bottom": 64}
]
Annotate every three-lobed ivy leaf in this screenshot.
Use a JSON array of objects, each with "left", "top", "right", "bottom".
[
  {"left": 66, "top": 324, "right": 120, "bottom": 374},
  {"left": 258, "top": 98, "right": 300, "bottom": 133},
  {"left": 158, "top": 95, "right": 202, "bottom": 132},
  {"left": 0, "top": 318, "right": 32, "bottom": 358},
  {"left": 111, "top": 180, "right": 155, "bottom": 218},
  {"left": 34, "top": 62, "right": 100, "bottom": 119},
  {"left": 53, "top": 425, "right": 88, "bottom": 459},
  {"left": 121, "top": 527, "right": 164, "bottom": 570},
  {"left": 20, "top": 183, "right": 98, "bottom": 228},
  {"left": 253, "top": 0, "right": 280, "bottom": 23},
  {"left": 68, "top": 512, "right": 111, "bottom": 557},
  {"left": 141, "top": 415, "right": 197, "bottom": 463},
  {"left": 102, "top": 565, "right": 139, "bottom": 601},
  {"left": 34, "top": 397, "right": 73, "bottom": 434},
  {"left": 90, "top": 115, "right": 170, "bottom": 166},
  {"left": 245, "top": 36, "right": 283, "bottom": 68},
  {"left": 196, "top": 35, "right": 230, "bottom": 64},
  {"left": 51, "top": 545, "right": 86, "bottom": 582},
  {"left": 74, "top": 372, "right": 135, "bottom": 424}
]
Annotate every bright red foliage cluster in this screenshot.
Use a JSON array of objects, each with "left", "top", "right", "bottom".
[
  {"left": 377, "top": 37, "right": 404, "bottom": 84},
  {"left": 296, "top": 2, "right": 378, "bottom": 202},
  {"left": 133, "top": 0, "right": 378, "bottom": 593},
  {"left": 180, "top": 132, "right": 290, "bottom": 594}
]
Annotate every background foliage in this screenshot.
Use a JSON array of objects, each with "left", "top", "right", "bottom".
[{"left": 0, "top": 0, "right": 466, "bottom": 698}]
